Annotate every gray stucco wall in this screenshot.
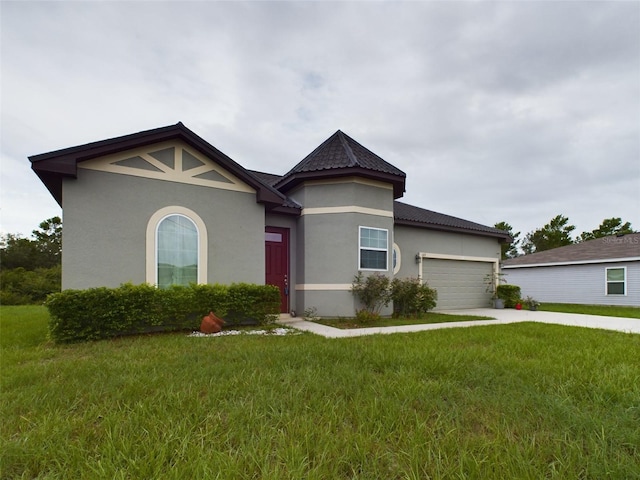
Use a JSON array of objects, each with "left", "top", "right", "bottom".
[
  {"left": 62, "top": 168, "right": 265, "bottom": 289},
  {"left": 393, "top": 225, "right": 501, "bottom": 279},
  {"left": 502, "top": 261, "right": 640, "bottom": 306},
  {"left": 290, "top": 180, "right": 395, "bottom": 317},
  {"left": 290, "top": 179, "right": 394, "bottom": 212},
  {"left": 394, "top": 225, "right": 502, "bottom": 309}
]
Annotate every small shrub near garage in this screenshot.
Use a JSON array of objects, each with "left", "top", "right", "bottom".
[
  {"left": 391, "top": 277, "right": 438, "bottom": 318},
  {"left": 45, "top": 282, "right": 280, "bottom": 343},
  {"left": 352, "top": 273, "right": 438, "bottom": 320},
  {"left": 496, "top": 284, "right": 522, "bottom": 308}
]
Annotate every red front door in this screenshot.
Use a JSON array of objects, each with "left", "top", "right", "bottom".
[{"left": 265, "top": 227, "right": 289, "bottom": 313}]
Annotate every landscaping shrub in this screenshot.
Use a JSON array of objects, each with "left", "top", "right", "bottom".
[
  {"left": 0, "top": 266, "right": 61, "bottom": 304},
  {"left": 45, "top": 283, "right": 280, "bottom": 343},
  {"left": 496, "top": 284, "right": 521, "bottom": 308},
  {"left": 351, "top": 272, "right": 392, "bottom": 315},
  {"left": 226, "top": 283, "right": 281, "bottom": 325},
  {"left": 391, "top": 277, "right": 438, "bottom": 318},
  {"left": 355, "top": 309, "right": 382, "bottom": 323}
]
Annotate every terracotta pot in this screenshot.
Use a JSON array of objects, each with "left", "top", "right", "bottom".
[{"left": 200, "top": 311, "right": 225, "bottom": 334}]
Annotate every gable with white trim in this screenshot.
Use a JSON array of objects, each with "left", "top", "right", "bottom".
[{"left": 79, "top": 140, "right": 256, "bottom": 194}]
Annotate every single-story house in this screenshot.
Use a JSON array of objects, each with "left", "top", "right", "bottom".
[
  {"left": 502, "top": 233, "right": 640, "bottom": 306},
  {"left": 30, "top": 122, "right": 510, "bottom": 316}
]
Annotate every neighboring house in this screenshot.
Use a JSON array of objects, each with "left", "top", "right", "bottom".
[
  {"left": 502, "top": 233, "right": 640, "bottom": 306},
  {"left": 30, "top": 122, "right": 510, "bottom": 316}
]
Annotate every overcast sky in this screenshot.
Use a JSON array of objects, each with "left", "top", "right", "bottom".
[{"left": 2, "top": 1, "right": 639, "bottom": 245}]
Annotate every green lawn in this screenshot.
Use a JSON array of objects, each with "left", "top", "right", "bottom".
[
  {"left": 540, "top": 303, "right": 640, "bottom": 318},
  {"left": 2, "top": 306, "right": 639, "bottom": 479},
  {"left": 314, "top": 312, "right": 493, "bottom": 329}
]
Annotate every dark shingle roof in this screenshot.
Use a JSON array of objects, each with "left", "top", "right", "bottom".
[
  {"left": 247, "top": 170, "right": 301, "bottom": 211},
  {"left": 503, "top": 233, "right": 640, "bottom": 267},
  {"left": 275, "top": 130, "right": 406, "bottom": 198},
  {"left": 394, "top": 201, "right": 511, "bottom": 241},
  {"left": 287, "top": 130, "right": 405, "bottom": 176},
  {"left": 248, "top": 170, "right": 283, "bottom": 187}
]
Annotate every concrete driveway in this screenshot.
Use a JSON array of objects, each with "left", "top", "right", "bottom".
[{"left": 278, "top": 308, "right": 640, "bottom": 338}]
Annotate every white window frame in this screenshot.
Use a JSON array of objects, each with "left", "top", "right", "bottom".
[
  {"left": 605, "top": 266, "right": 626, "bottom": 296},
  {"left": 392, "top": 243, "right": 401, "bottom": 275},
  {"left": 358, "top": 226, "right": 389, "bottom": 271},
  {"left": 146, "top": 206, "right": 207, "bottom": 286}
]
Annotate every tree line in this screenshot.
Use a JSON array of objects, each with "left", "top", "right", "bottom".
[
  {"left": 495, "top": 216, "right": 635, "bottom": 260},
  {"left": 1, "top": 217, "right": 62, "bottom": 304}
]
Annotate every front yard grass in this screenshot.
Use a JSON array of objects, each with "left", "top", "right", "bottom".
[
  {"left": 313, "top": 312, "right": 493, "bottom": 329},
  {"left": 2, "top": 305, "right": 639, "bottom": 479},
  {"left": 540, "top": 303, "right": 640, "bottom": 318}
]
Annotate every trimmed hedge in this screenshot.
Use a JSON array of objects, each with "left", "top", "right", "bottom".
[
  {"left": 45, "top": 283, "right": 280, "bottom": 343},
  {"left": 496, "top": 284, "right": 522, "bottom": 308}
]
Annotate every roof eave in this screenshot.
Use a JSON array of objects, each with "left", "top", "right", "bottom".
[
  {"left": 503, "top": 256, "right": 640, "bottom": 268},
  {"left": 395, "top": 218, "right": 512, "bottom": 242},
  {"left": 268, "top": 205, "right": 302, "bottom": 216},
  {"left": 275, "top": 167, "right": 406, "bottom": 199}
]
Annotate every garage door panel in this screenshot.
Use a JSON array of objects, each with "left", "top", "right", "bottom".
[{"left": 423, "top": 259, "right": 493, "bottom": 309}]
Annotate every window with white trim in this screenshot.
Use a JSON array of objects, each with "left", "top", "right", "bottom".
[
  {"left": 157, "top": 214, "right": 199, "bottom": 288},
  {"left": 606, "top": 267, "right": 626, "bottom": 295},
  {"left": 359, "top": 226, "right": 388, "bottom": 271},
  {"left": 146, "top": 206, "right": 208, "bottom": 287},
  {"left": 392, "top": 243, "right": 401, "bottom": 275}
]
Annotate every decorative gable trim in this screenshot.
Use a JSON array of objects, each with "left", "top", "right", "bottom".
[{"left": 78, "top": 140, "right": 255, "bottom": 194}]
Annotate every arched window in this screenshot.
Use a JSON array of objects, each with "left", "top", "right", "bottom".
[
  {"left": 146, "top": 207, "right": 207, "bottom": 287},
  {"left": 157, "top": 215, "right": 198, "bottom": 288},
  {"left": 392, "top": 243, "right": 401, "bottom": 275}
]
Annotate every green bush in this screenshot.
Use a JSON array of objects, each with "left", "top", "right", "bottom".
[
  {"left": 45, "top": 283, "right": 280, "bottom": 343},
  {"left": 226, "top": 283, "right": 280, "bottom": 325},
  {"left": 391, "top": 277, "right": 438, "bottom": 318},
  {"left": 0, "top": 266, "right": 61, "bottom": 304},
  {"left": 496, "top": 284, "right": 521, "bottom": 308},
  {"left": 355, "top": 309, "right": 381, "bottom": 323},
  {"left": 351, "top": 272, "right": 392, "bottom": 315}
]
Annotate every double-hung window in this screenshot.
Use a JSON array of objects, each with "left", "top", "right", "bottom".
[
  {"left": 606, "top": 267, "right": 626, "bottom": 295},
  {"left": 359, "top": 226, "right": 388, "bottom": 271}
]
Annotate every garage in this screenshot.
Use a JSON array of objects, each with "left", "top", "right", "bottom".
[{"left": 422, "top": 258, "right": 494, "bottom": 309}]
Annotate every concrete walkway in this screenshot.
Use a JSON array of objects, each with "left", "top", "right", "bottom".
[{"left": 278, "top": 309, "right": 640, "bottom": 338}]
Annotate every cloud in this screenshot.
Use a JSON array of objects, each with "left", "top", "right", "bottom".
[{"left": 1, "top": 1, "right": 638, "bottom": 240}]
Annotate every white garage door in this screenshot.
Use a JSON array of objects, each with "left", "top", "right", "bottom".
[{"left": 423, "top": 259, "right": 493, "bottom": 309}]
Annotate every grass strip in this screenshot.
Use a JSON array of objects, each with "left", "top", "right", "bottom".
[
  {"left": 540, "top": 303, "right": 640, "bottom": 318},
  {"left": 313, "top": 312, "right": 494, "bottom": 329}
]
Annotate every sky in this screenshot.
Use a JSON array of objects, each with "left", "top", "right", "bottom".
[{"left": 2, "top": 1, "right": 639, "bottom": 247}]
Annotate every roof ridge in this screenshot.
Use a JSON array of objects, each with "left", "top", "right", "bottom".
[
  {"left": 336, "top": 130, "right": 359, "bottom": 167},
  {"left": 280, "top": 131, "right": 336, "bottom": 176}
]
